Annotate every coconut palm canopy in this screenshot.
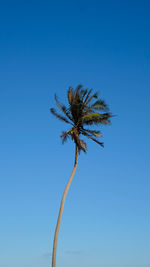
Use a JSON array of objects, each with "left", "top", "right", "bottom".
[{"left": 50, "top": 85, "right": 112, "bottom": 153}]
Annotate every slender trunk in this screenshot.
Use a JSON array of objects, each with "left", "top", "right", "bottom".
[{"left": 51, "top": 145, "right": 79, "bottom": 267}]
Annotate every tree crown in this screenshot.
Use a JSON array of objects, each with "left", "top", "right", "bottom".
[{"left": 50, "top": 85, "right": 113, "bottom": 153}]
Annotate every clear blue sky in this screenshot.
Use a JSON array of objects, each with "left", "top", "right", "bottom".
[{"left": 0, "top": 1, "right": 150, "bottom": 267}]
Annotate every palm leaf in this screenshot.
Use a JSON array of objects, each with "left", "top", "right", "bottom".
[
  {"left": 74, "top": 84, "right": 83, "bottom": 100},
  {"left": 60, "top": 131, "right": 70, "bottom": 144},
  {"left": 91, "top": 100, "right": 109, "bottom": 111},
  {"left": 72, "top": 130, "right": 87, "bottom": 153},
  {"left": 80, "top": 88, "right": 88, "bottom": 101},
  {"left": 90, "top": 136, "right": 104, "bottom": 147},
  {"left": 67, "top": 87, "right": 74, "bottom": 105},
  {"left": 55, "top": 94, "right": 73, "bottom": 121},
  {"left": 81, "top": 131, "right": 104, "bottom": 147},
  {"left": 85, "top": 92, "right": 98, "bottom": 105},
  {"left": 82, "top": 112, "right": 102, "bottom": 121},
  {"left": 80, "top": 139, "right": 87, "bottom": 152},
  {"left": 82, "top": 128, "right": 102, "bottom": 137},
  {"left": 50, "top": 108, "right": 70, "bottom": 124},
  {"left": 82, "top": 112, "right": 111, "bottom": 125},
  {"left": 84, "top": 89, "right": 92, "bottom": 104}
]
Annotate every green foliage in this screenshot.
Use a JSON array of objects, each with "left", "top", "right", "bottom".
[
  {"left": 82, "top": 112, "right": 111, "bottom": 125},
  {"left": 91, "top": 100, "right": 109, "bottom": 111},
  {"left": 50, "top": 85, "right": 112, "bottom": 153}
]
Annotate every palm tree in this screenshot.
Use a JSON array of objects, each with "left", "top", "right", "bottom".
[{"left": 50, "top": 85, "right": 112, "bottom": 267}]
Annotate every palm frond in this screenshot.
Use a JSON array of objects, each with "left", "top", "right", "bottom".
[
  {"left": 73, "top": 130, "right": 87, "bottom": 153},
  {"left": 81, "top": 131, "right": 104, "bottom": 147},
  {"left": 60, "top": 131, "right": 71, "bottom": 144},
  {"left": 80, "top": 88, "right": 88, "bottom": 101},
  {"left": 85, "top": 92, "right": 98, "bottom": 105},
  {"left": 74, "top": 84, "right": 83, "bottom": 99},
  {"left": 50, "top": 108, "right": 70, "bottom": 124},
  {"left": 84, "top": 89, "right": 92, "bottom": 104},
  {"left": 67, "top": 87, "right": 74, "bottom": 105},
  {"left": 90, "top": 136, "right": 104, "bottom": 147},
  {"left": 82, "top": 128, "right": 102, "bottom": 137},
  {"left": 80, "top": 139, "right": 87, "bottom": 152},
  {"left": 61, "top": 106, "right": 73, "bottom": 121},
  {"left": 55, "top": 94, "right": 73, "bottom": 121},
  {"left": 82, "top": 112, "right": 111, "bottom": 125},
  {"left": 82, "top": 112, "right": 102, "bottom": 121},
  {"left": 91, "top": 100, "right": 109, "bottom": 111}
]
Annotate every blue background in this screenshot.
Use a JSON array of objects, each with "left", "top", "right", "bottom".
[{"left": 0, "top": 1, "right": 150, "bottom": 267}]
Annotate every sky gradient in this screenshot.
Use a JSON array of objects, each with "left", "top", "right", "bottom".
[{"left": 0, "top": 1, "right": 150, "bottom": 267}]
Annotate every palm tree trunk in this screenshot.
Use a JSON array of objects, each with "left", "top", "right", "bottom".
[{"left": 51, "top": 145, "right": 79, "bottom": 267}]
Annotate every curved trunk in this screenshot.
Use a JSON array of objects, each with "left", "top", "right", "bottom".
[{"left": 52, "top": 145, "right": 79, "bottom": 267}]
